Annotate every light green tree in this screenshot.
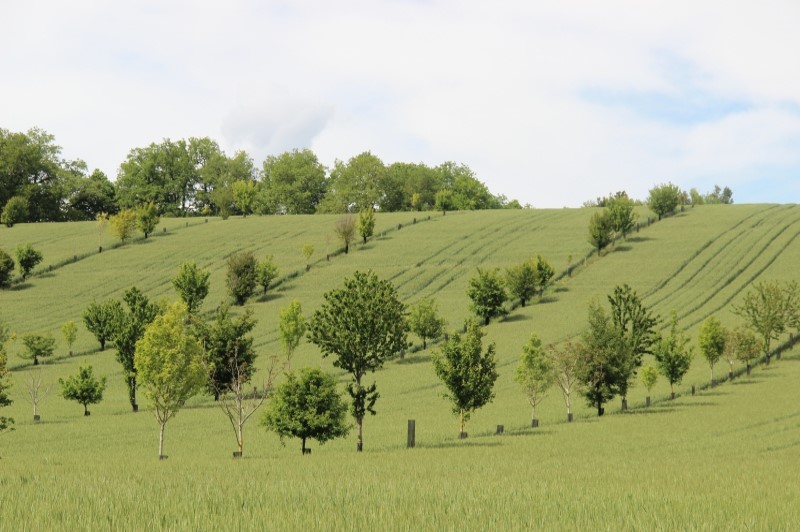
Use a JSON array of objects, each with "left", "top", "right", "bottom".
[
  {"left": 727, "top": 326, "right": 761, "bottom": 376},
  {"left": 653, "top": 312, "right": 693, "bottom": 399},
  {"left": 20, "top": 333, "right": 56, "bottom": 366},
  {"left": 59, "top": 365, "right": 106, "bottom": 416},
  {"left": 16, "top": 244, "right": 43, "bottom": 280},
  {"left": 279, "top": 300, "right": 306, "bottom": 372},
  {"left": 515, "top": 334, "right": 552, "bottom": 427},
  {"left": 109, "top": 209, "right": 138, "bottom": 243},
  {"left": 83, "top": 299, "right": 123, "bottom": 351},
  {"left": 1, "top": 195, "right": 28, "bottom": 227},
  {"left": 357, "top": 208, "right": 376, "bottom": 244},
  {"left": 698, "top": 316, "right": 726, "bottom": 385},
  {"left": 505, "top": 260, "right": 537, "bottom": 307},
  {"left": 467, "top": 268, "right": 508, "bottom": 325},
  {"left": 647, "top": 183, "right": 681, "bottom": 220},
  {"left": 588, "top": 210, "right": 614, "bottom": 255},
  {"left": 172, "top": 261, "right": 210, "bottom": 314},
  {"left": 232, "top": 180, "right": 256, "bottom": 217},
  {"left": 302, "top": 243, "right": 314, "bottom": 271},
  {"left": 136, "top": 201, "right": 160, "bottom": 238},
  {"left": 256, "top": 255, "right": 279, "bottom": 296},
  {"left": 61, "top": 321, "right": 78, "bottom": 356},
  {"left": 407, "top": 298, "right": 446, "bottom": 349},
  {"left": 607, "top": 195, "right": 638, "bottom": 238},
  {"left": 641, "top": 365, "right": 658, "bottom": 406},
  {"left": 534, "top": 255, "right": 555, "bottom": 297},
  {"left": 733, "top": 280, "right": 799, "bottom": 364}
]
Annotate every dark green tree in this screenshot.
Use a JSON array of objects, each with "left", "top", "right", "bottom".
[
  {"left": 577, "top": 303, "right": 622, "bottom": 416},
  {"left": 198, "top": 305, "right": 257, "bottom": 400},
  {"left": 20, "top": 334, "right": 56, "bottom": 366},
  {"left": 653, "top": 312, "right": 694, "bottom": 398},
  {"left": 1, "top": 196, "right": 28, "bottom": 227},
  {"left": 407, "top": 297, "right": 446, "bottom": 349},
  {"left": 319, "top": 152, "right": 384, "bottom": 213},
  {"left": 308, "top": 270, "right": 407, "bottom": 452},
  {"left": 0, "top": 249, "right": 14, "bottom": 288},
  {"left": 588, "top": 210, "right": 614, "bottom": 255},
  {"left": 172, "top": 261, "right": 210, "bottom": 314},
  {"left": 15, "top": 243, "right": 43, "bottom": 280},
  {"left": 83, "top": 299, "right": 123, "bottom": 351},
  {"left": 0, "top": 346, "right": 13, "bottom": 432},
  {"left": 647, "top": 183, "right": 681, "bottom": 220},
  {"left": 505, "top": 260, "right": 537, "bottom": 307},
  {"left": 261, "top": 149, "right": 327, "bottom": 214},
  {"left": 59, "top": 365, "right": 107, "bottom": 416},
  {"left": 467, "top": 268, "right": 508, "bottom": 325},
  {"left": 226, "top": 251, "right": 258, "bottom": 305}
]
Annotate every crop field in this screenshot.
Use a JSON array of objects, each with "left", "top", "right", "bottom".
[{"left": 1, "top": 205, "right": 799, "bottom": 529}]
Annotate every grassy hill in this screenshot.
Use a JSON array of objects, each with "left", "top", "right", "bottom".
[{"left": 1, "top": 205, "right": 799, "bottom": 529}]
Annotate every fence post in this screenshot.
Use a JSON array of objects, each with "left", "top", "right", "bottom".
[
  {"left": 407, "top": 420, "right": 415, "bottom": 448},
  {"left": 496, "top": 425, "right": 504, "bottom": 435}
]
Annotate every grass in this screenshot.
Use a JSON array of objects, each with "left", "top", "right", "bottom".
[{"left": 1, "top": 204, "right": 799, "bottom": 529}]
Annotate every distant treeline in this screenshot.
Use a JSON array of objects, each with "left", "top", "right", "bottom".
[{"left": 0, "top": 127, "right": 522, "bottom": 224}]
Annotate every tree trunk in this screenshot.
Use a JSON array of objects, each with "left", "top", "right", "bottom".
[
  {"left": 460, "top": 410, "right": 465, "bottom": 435},
  {"left": 33, "top": 357, "right": 39, "bottom": 366},
  {"left": 83, "top": 403, "right": 89, "bottom": 416},
  {"left": 356, "top": 415, "right": 363, "bottom": 452},
  {"left": 345, "top": 244, "right": 349, "bottom": 254},
  {"left": 746, "top": 362, "right": 751, "bottom": 375},
  {"left": 302, "top": 436, "right": 307, "bottom": 455},
  {"left": 484, "top": 316, "right": 490, "bottom": 326},
  {"left": 597, "top": 399, "right": 603, "bottom": 417},
  {"left": 363, "top": 236, "right": 367, "bottom": 244},
  {"left": 520, "top": 298, "right": 526, "bottom": 307},
  {"left": 159, "top": 422, "right": 166, "bottom": 459},
  {"left": 100, "top": 338, "right": 105, "bottom": 351},
  {"left": 422, "top": 338, "right": 427, "bottom": 349},
  {"left": 127, "top": 376, "right": 137, "bottom": 412}
]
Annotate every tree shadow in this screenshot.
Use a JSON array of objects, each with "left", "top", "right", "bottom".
[
  {"left": 536, "top": 296, "right": 559, "bottom": 305},
  {"left": 396, "top": 354, "right": 432, "bottom": 365},
  {"left": 553, "top": 286, "right": 569, "bottom": 293},
  {"left": 502, "top": 314, "right": 530, "bottom": 323},
  {"left": 420, "top": 440, "right": 504, "bottom": 450},
  {"left": 9, "top": 282, "right": 33, "bottom": 291},
  {"left": 613, "top": 245, "right": 633, "bottom": 252},
  {"left": 625, "top": 236, "right": 653, "bottom": 243},
  {"left": 256, "top": 292, "right": 282, "bottom": 303}
]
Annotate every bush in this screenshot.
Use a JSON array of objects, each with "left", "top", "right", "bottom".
[
  {"left": 226, "top": 251, "right": 257, "bottom": 305},
  {"left": 0, "top": 249, "right": 14, "bottom": 288},
  {"left": 1, "top": 196, "right": 28, "bottom": 227},
  {"left": 16, "top": 243, "right": 43, "bottom": 280}
]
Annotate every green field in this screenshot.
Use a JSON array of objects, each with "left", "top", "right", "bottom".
[{"left": 1, "top": 205, "right": 799, "bottom": 529}]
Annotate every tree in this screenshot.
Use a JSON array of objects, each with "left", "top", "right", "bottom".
[
  {"left": 308, "top": 270, "right": 407, "bottom": 452},
  {"left": 1, "top": 195, "right": 28, "bottom": 227},
  {"left": 15, "top": 243, "right": 43, "bottom": 280},
  {"left": 534, "top": 255, "right": 555, "bottom": 297},
  {"left": 20, "top": 333, "right": 56, "bottom": 366},
  {"left": 198, "top": 305, "right": 257, "bottom": 400},
  {"left": 647, "top": 183, "right": 681, "bottom": 220},
  {"left": 135, "top": 303, "right": 207, "bottom": 459},
  {"left": 302, "top": 243, "right": 314, "bottom": 270},
  {"left": 515, "top": 334, "right": 552, "bottom": 427},
  {"left": 59, "top": 365, "right": 106, "bottom": 416},
  {"left": 653, "top": 312, "right": 693, "bottom": 399},
  {"left": 61, "top": 321, "right": 78, "bottom": 356},
  {"left": 26, "top": 366, "right": 52, "bottom": 421},
  {"left": 0, "top": 249, "right": 14, "bottom": 288},
  {"left": 434, "top": 189, "right": 454, "bottom": 215},
  {"left": 319, "top": 152, "right": 384, "bottom": 213},
  {"left": 262, "top": 368, "right": 350, "bottom": 454},
  {"left": 83, "top": 299, "right": 123, "bottom": 351},
  {"left": 358, "top": 208, "right": 376, "bottom": 244},
  {"left": 135, "top": 201, "right": 160, "bottom": 238},
  {"left": 432, "top": 319, "right": 498, "bottom": 437},
  {"left": 588, "top": 210, "right": 614, "bottom": 255},
  {"left": 606, "top": 195, "right": 638, "bottom": 239},
  {"left": 172, "top": 261, "right": 210, "bottom": 314},
  {"left": 226, "top": 251, "right": 258, "bottom": 305},
  {"left": 334, "top": 214, "right": 356, "bottom": 254},
  {"left": 407, "top": 298, "right": 446, "bottom": 349},
  {"left": 256, "top": 255, "right": 279, "bottom": 296},
  {"left": 109, "top": 209, "right": 138, "bottom": 243},
  {"left": 728, "top": 326, "right": 761, "bottom": 376},
  {"left": 578, "top": 303, "right": 622, "bottom": 416},
  {"left": 261, "top": 149, "right": 327, "bottom": 214},
  {"left": 232, "top": 180, "right": 256, "bottom": 217},
  {"left": 641, "top": 365, "right": 658, "bottom": 405},
  {"left": 505, "top": 260, "right": 537, "bottom": 307},
  {"left": 467, "top": 268, "right": 508, "bottom": 325},
  {"left": 0, "top": 343, "right": 13, "bottom": 432},
  {"left": 698, "top": 316, "right": 726, "bottom": 386},
  {"left": 279, "top": 300, "right": 306, "bottom": 372},
  {"left": 733, "top": 280, "right": 799, "bottom": 365}
]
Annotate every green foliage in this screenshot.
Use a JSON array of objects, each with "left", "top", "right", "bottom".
[
  {"left": 135, "top": 201, "right": 160, "bottom": 238},
  {"left": 0, "top": 347, "right": 12, "bottom": 432},
  {"left": 232, "top": 180, "right": 256, "bottom": 217},
  {"left": 59, "top": 365, "right": 106, "bottom": 416},
  {"left": 256, "top": 255, "right": 279, "bottom": 296},
  {"left": 606, "top": 195, "right": 638, "bottom": 238},
  {"left": 358, "top": 208, "right": 376, "bottom": 244},
  {"left": 135, "top": 302, "right": 207, "bottom": 458},
  {"left": 333, "top": 214, "right": 356, "bottom": 254},
  {"left": 704, "top": 185, "right": 733, "bottom": 205},
  {"left": 302, "top": 243, "right": 314, "bottom": 267},
  {"left": 698, "top": 316, "right": 726, "bottom": 383},
  {"left": 432, "top": 319, "right": 498, "bottom": 434},
  {"left": 647, "top": 183, "right": 682, "bottom": 220},
  {"left": 198, "top": 305, "right": 257, "bottom": 400},
  {"left": 261, "top": 149, "right": 327, "bottom": 214},
  {"left": 534, "top": 255, "right": 555, "bottom": 296},
  {"left": 82, "top": 299, "right": 123, "bottom": 351},
  {"left": 467, "top": 268, "right": 508, "bottom": 325},
  {"left": 279, "top": 300, "right": 306, "bottom": 371},
  {"left": 515, "top": 334, "right": 553, "bottom": 421},
  {"left": 434, "top": 188, "right": 454, "bottom": 214},
  {"left": 505, "top": 260, "right": 537, "bottom": 307},
  {"left": 407, "top": 297, "right": 446, "bottom": 349},
  {"left": 20, "top": 333, "right": 56, "bottom": 366},
  {"left": 577, "top": 303, "right": 622, "bottom": 415},
  {"left": 172, "top": 261, "right": 210, "bottom": 314},
  {"left": 726, "top": 326, "right": 761, "bottom": 370},
  {"left": 641, "top": 365, "right": 658, "bottom": 394},
  {"left": 262, "top": 367, "right": 350, "bottom": 454},
  {"left": 308, "top": 270, "right": 407, "bottom": 452},
  {"left": 733, "top": 280, "right": 799, "bottom": 359},
  {"left": 1, "top": 195, "right": 28, "bottom": 227},
  {"left": 61, "top": 321, "right": 78, "bottom": 355},
  {"left": 109, "top": 209, "right": 138, "bottom": 243},
  {"left": 0, "top": 248, "right": 14, "bottom": 288},
  {"left": 549, "top": 341, "right": 581, "bottom": 417},
  {"left": 15, "top": 243, "right": 43, "bottom": 280},
  {"left": 588, "top": 210, "right": 614, "bottom": 255},
  {"left": 226, "top": 251, "right": 257, "bottom": 305},
  {"left": 320, "top": 152, "right": 384, "bottom": 213},
  {"left": 653, "top": 312, "right": 694, "bottom": 395}
]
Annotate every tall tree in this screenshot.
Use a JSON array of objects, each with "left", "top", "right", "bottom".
[
  {"left": 653, "top": 312, "right": 693, "bottom": 399},
  {"left": 733, "top": 280, "right": 799, "bottom": 364},
  {"left": 198, "top": 305, "right": 257, "bottom": 401},
  {"left": 698, "top": 316, "right": 726, "bottom": 385},
  {"left": 260, "top": 149, "right": 327, "bottom": 214},
  {"left": 172, "top": 261, "right": 210, "bottom": 314},
  {"left": 578, "top": 303, "right": 622, "bottom": 416},
  {"left": 319, "top": 152, "right": 385, "bottom": 213},
  {"left": 588, "top": 210, "right": 614, "bottom": 255},
  {"left": 308, "top": 270, "right": 407, "bottom": 452},
  {"left": 515, "top": 334, "right": 553, "bottom": 427},
  {"left": 467, "top": 268, "right": 508, "bottom": 325},
  {"left": 505, "top": 260, "right": 537, "bottom": 307},
  {"left": 83, "top": 299, "right": 123, "bottom": 351}
]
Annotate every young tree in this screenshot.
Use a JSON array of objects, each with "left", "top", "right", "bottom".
[
  {"left": 647, "top": 183, "right": 681, "bottom": 220},
  {"left": 256, "top": 255, "right": 279, "bottom": 296},
  {"left": 698, "top": 316, "right": 726, "bottom": 386},
  {"left": 20, "top": 333, "right": 56, "bottom": 366},
  {"left": 641, "top": 365, "right": 658, "bottom": 406},
  {"left": 96, "top": 212, "right": 109, "bottom": 249},
  {"left": 435, "top": 188, "right": 454, "bottom": 215},
  {"left": 515, "top": 334, "right": 552, "bottom": 427},
  {"left": 59, "top": 365, "right": 106, "bottom": 416},
  {"left": 27, "top": 366, "right": 52, "bottom": 421},
  {"left": 1, "top": 195, "right": 28, "bottom": 227},
  {"left": 549, "top": 341, "right": 580, "bottom": 422},
  {"left": 172, "top": 261, "right": 210, "bottom": 314},
  {"left": 135, "top": 302, "right": 207, "bottom": 459},
  {"left": 0, "top": 249, "right": 14, "bottom": 288},
  {"left": 653, "top": 312, "right": 693, "bottom": 399},
  {"left": 61, "top": 321, "right": 78, "bottom": 356},
  {"left": 407, "top": 297, "right": 446, "bottom": 349},
  {"left": 505, "top": 260, "right": 537, "bottom": 307},
  {"left": 334, "top": 214, "right": 356, "bottom": 254},
  {"left": 15, "top": 244, "right": 43, "bottom": 280},
  {"left": 728, "top": 326, "right": 761, "bottom": 376},
  {"left": 302, "top": 243, "right": 314, "bottom": 270},
  {"left": 308, "top": 270, "right": 407, "bottom": 452},
  {"left": 534, "top": 255, "right": 555, "bottom": 297},
  {"left": 432, "top": 319, "right": 498, "bottom": 437},
  {"left": 733, "top": 280, "right": 799, "bottom": 365},
  {"left": 588, "top": 210, "right": 614, "bottom": 255},
  {"left": 226, "top": 250, "right": 258, "bottom": 305},
  {"left": 357, "top": 207, "right": 376, "bottom": 244},
  {"left": 607, "top": 195, "right": 638, "bottom": 239},
  {"left": 279, "top": 300, "right": 306, "bottom": 372},
  {"left": 467, "top": 268, "right": 508, "bottom": 325},
  {"left": 109, "top": 209, "right": 138, "bottom": 243},
  {"left": 136, "top": 201, "right": 160, "bottom": 238},
  {"left": 578, "top": 303, "right": 622, "bottom": 416},
  {"left": 262, "top": 367, "right": 350, "bottom": 455},
  {"left": 83, "top": 299, "right": 123, "bottom": 351},
  {"left": 198, "top": 305, "right": 257, "bottom": 400},
  {"left": 0, "top": 345, "right": 13, "bottom": 432}
]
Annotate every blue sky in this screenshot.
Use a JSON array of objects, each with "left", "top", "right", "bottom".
[{"left": 1, "top": 0, "right": 799, "bottom": 207}]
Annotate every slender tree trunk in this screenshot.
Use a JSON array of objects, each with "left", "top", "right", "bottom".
[
  {"left": 83, "top": 403, "right": 89, "bottom": 416},
  {"left": 356, "top": 415, "right": 363, "bottom": 452},
  {"left": 597, "top": 399, "right": 603, "bottom": 417},
  {"left": 423, "top": 338, "right": 427, "bottom": 349},
  {"left": 127, "top": 376, "right": 137, "bottom": 411},
  {"left": 302, "top": 436, "right": 307, "bottom": 455},
  {"left": 159, "top": 422, "right": 166, "bottom": 458},
  {"left": 100, "top": 338, "right": 105, "bottom": 351},
  {"left": 520, "top": 298, "right": 525, "bottom": 307},
  {"left": 670, "top": 382, "right": 675, "bottom": 400},
  {"left": 237, "top": 419, "right": 244, "bottom": 455},
  {"left": 33, "top": 357, "right": 39, "bottom": 366},
  {"left": 459, "top": 410, "right": 465, "bottom": 435}
]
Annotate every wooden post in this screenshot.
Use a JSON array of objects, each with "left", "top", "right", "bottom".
[
  {"left": 496, "top": 425, "right": 504, "bottom": 435},
  {"left": 645, "top": 396, "right": 651, "bottom": 407},
  {"left": 621, "top": 398, "right": 628, "bottom": 411},
  {"left": 459, "top": 432, "right": 468, "bottom": 439},
  {"left": 567, "top": 412, "right": 573, "bottom": 423},
  {"left": 163, "top": 227, "right": 167, "bottom": 233},
  {"left": 531, "top": 418, "right": 539, "bottom": 428},
  {"left": 691, "top": 385, "right": 695, "bottom": 396},
  {"left": 407, "top": 419, "right": 416, "bottom": 448}
]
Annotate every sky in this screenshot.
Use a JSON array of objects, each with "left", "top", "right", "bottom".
[{"left": 1, "top": 0, "right": 799, "bottom": 207}]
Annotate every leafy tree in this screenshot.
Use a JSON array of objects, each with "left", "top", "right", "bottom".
[
  {"left": 66, "top": 169, "right": 118, "bottom": 220},
  {"left": 261, "top": 149, "right": 327, "bottom": 214},
  {"left": 279, "top": 300, "right": 306, "bottom": 372},
  {"left": 96, "top": 212, "right": 110, "bottom": 249},
  {"left": 698, "top": 316, "right": 726, "bottom": 385},
  {"left": 61, "top": 321, "right": 78, "bottom": 356},
  {"left": 505, "top": 260, "right": 537, "bottom": 307},
  {"left": 256, "top": 255, "right": 279, "bottom": 296},
  {"left": 83, "top": 299, "right": 123, "bottom": 351},
  {"left": 653, "top": 312, "right": 693, "bottom": 398},
  {"left": 320, "top": 152, "right": 384, "bottom": 213},
  {"left": 226, "top": 251, "right": 258, "bottom": 305},
  {"left": 467, "top": 268, "right": 508, "bottom": 325},
  {"left": 0, "top": 249, "right": 14, "bottom": 288},
  {"left": 59, "top": 365, "right": 106, "bottom": 416},
  {"left": 578, "top": 303, "right": 622, "bottom": 416},
  {"left": 0, "top": 347, "right": 13, "bottom": 432},
  {"left": 647, "top": 183, "right": 681, "bottom": 220},
  {"left": 434, "top": 188, "right": 454, "bottom": 214},
  {"left": 607, "top": 195, "right": 638, "bottom": 238},
  {"left": 588, "top": 210, "right": 614, "bottom": 255},
  {"left": 15, "top": 243, "right": 43, "bottom": 280},
  {"left": 705, "top": 185, "right": 733, "bottom": 204},
  {"left": 135, "top": 201, "right": 160, "bottom": 238},
  {"left": 641, "top": 365, "right": 658, "bottom": 404},
  {"left": 308, "top": 270, "right": 407, "bottom": 452},
  {"left": 432, "top": 319, "right": 498, "bottom": 437},
  {"left": 733, "top": 280, "right": 799, "bottom": 364},
  {"left": 1, "top": 195, "right": 28, "bottom": 227},
  {"left": 534, "top": 255, "right": 555, "bottom": 297},
  {"left": 198, "top": 305, "right": 257, "bottom": 400},
  {"left": 20, "top": 333, "right": 56, "bottom": 366},
  {"left": 728, "top": 326, "right": 761, "bottom": 375},
  {"left": 334, "top": 214, "right": 356, "bottom": 254},
  {"left": 262, "top": 368, "right": 350, "bottom": 454},
  {"left": 302, "top": 243, "right": 314, "bottom": 270},
  {"left": 232, "top": 180, "right": 256, "bottom": 217},
  {"left": 358, "top": 208, "right": 376, "bottom": 244},
  {"left": 109, "top": 209, "right": 138, "bottom": 243},
  {"left": 515, "top": 334, "right": 552, "bottom": 426},
  {"left": 407, "top": 297, "right": 446, "bottom": 349},
  {"left": 172, "top": 261, "right": 210, "bottom": 314},
  {"left": 135, "top": 302, "right": 207, "bottom": 459}
]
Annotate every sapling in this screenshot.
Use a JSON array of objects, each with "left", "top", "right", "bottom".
[{"left": 641, "top": 365, "right": 658, "bottom": 406}]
